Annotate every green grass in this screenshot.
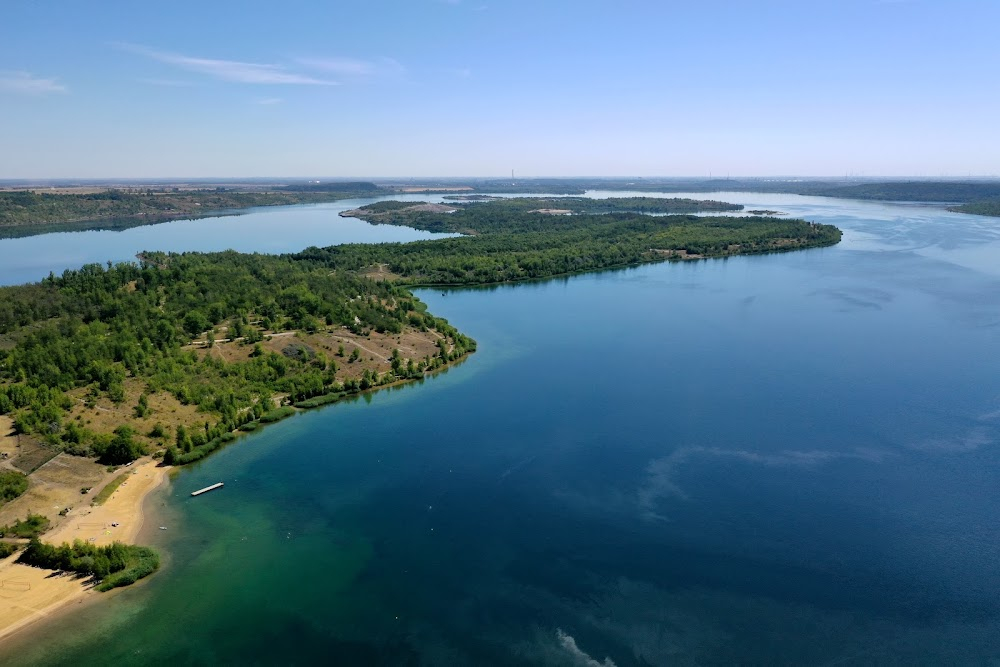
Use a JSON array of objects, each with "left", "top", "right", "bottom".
[{"left": 92, "top": 472, "right": 129, "bottom": 505}]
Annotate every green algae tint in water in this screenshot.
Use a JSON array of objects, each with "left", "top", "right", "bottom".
[{"left": 5, "top": 194, "right": 1000, "bottom": 665}]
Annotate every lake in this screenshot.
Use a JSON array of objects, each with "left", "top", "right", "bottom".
[
  {"left": 2, "top": 193, "right": 1000, "bottom": 665},
  {"left": 0, "top": 195, "right": 457, "bottom": 287}
]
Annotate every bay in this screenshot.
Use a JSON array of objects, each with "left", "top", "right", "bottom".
[{"left": 2, "top": 193, "right": 1000, "bottom": 664}]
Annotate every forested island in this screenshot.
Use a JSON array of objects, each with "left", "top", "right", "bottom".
[
  {"left": 0, "top": 197, "right": 839, "bottom": 591},
  {"left": 331, "top": 197, "right": 840, "bottom": 284}
]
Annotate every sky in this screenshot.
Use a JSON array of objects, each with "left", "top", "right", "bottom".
[{"left": 1, "top": 0, "right": 998, "bottom": 179}]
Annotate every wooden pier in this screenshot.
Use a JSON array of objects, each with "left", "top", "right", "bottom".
[{"left": 191, "top": 482, "right": 224, "bottom": 497}]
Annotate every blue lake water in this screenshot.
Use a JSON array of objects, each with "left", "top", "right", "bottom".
[
  {"left": 2, "top": 193, "right": 1000, "bottom": 664},
  {"left": 0, "top": 195, "right": 456, "bottom": 287}
]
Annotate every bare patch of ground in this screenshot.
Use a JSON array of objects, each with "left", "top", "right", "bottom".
[
  {"left": 358, "top": 264, "right": 403, "bottom": 282},
  {"left": 190, "top": 327, "right": 445, "bottom": 383},
  {"left": 651, "top": 249, "right": 704, "bottom": 260},
  {"left": 530, "top": 208, "right": 573, "bottom": 215},
  {"left": 64, "top": 379, "right": 203, "bottom": 453},
  {"left": 0, "top": 418, "right": 18, "bottom": 464},
  {"left": 340, "top": 202, "right": 457, "bottom": 221},
  {"left": 0, "top": 454, "right": 109, "bottom": 531},
  {"left": 9, "top": 440, "right": 58, "bottom": 476}
]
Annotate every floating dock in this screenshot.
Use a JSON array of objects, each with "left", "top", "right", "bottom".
[{"left": 191, "top": 482, "right": 224, "bottom": 497}]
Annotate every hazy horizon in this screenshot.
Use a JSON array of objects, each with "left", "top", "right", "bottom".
[{"left": 4, "top": 175, "right": 1000, "bottom": 185}]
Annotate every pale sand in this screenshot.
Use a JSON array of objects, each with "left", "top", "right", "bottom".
[
  {"left": 0, "top": 459, "right": 168, "bottom": 642},
  {"left": 0, "top": 416, "right": 17, "bottom": 460}
]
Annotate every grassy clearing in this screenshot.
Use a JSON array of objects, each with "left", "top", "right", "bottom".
[{"left": 92, "top": 472, "right": 129, "bottom": 505}]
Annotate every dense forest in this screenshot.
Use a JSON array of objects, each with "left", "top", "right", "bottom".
[
  {"left": 318, "top": 198, "right": 841, "bottom": 285},
  {"left": 550, "top": 197, "right": 742, "bottom": 213},
  {"left": 0, "top": 184, "right": 384, "bottom": 227},
  {"left": 0, "top": 252, "right": 475, "bottom": 466}
]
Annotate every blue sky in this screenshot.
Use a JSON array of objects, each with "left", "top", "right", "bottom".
[{"left": 2, "top": 0, "right": 998, "bottom": 178}]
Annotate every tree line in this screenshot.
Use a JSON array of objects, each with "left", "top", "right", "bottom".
[
  {"left": 0, "top": 251, "right": 474, "bottom": 464},
  {"left": 0, "top": 185, "right": 382, "bottom": 228}
]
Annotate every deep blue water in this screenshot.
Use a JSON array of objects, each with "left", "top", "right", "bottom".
[{"left": 2, "top": 193, "right": 1000, "bottom": 664}]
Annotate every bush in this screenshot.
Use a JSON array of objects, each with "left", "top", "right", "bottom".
[
  {"left": 259, "top": 407, "right": 295, "bottom": 424},
  {"left": 294, "top": 392, "right": 345, "bottom": 409},
  {"left": 18, "top": 538, "right": 159, "bottom": 591},
  {"left": 0, "top": 513, "right": 50, "bottom": 538},
  {"left": 96, "top": 546, "right": 160, "bottom": 591},
  {"left": 0, "top": 470, "right": 29, "bottom": 503}
]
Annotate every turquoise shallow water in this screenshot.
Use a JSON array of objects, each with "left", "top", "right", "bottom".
[{"left": 3, "top": 194, "right": 1000, "bottom": 664}]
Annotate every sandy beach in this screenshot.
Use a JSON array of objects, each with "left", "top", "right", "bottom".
[{"left": 0, "top": 459, "right": 167, "bottom": 642}]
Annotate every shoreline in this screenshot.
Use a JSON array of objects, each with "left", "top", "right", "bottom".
[
  {"left": 0, "top": 459, "right": 168, "bottom": 643},
  {"left": 0, "top": 348, "right": 472, "bottom": 647}
]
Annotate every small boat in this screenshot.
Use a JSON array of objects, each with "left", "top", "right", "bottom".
[{"left": 159, "top": 526, "right": 167, "bottom": 530}]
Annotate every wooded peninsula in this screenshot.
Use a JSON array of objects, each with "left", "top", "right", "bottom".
[{"left": 0, "top": 195, "right": 839, "bottom": 594}]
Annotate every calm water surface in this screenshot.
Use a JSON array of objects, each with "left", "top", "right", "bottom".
[
  {"left": 0, "top": 195, "right": 456, "bottom": 287},
  {"left": 3, "top": 193, "right": 1000, "bottom": 664}
]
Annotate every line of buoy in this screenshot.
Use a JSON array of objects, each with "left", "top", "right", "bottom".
[{"left": 191, "top": 482, "right": 224, "bottom": 497}]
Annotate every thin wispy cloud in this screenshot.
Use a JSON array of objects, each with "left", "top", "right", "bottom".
[
  {"left": 254, "top": 97, "right": 283, "bottom": 105},
  {"left": 117, "top": 43, "right": 338, "bottom": 86},
  {"left": 0, "top": 71, "right": 67, "bottom": 95},
  {"left": 137, "top": 77, "right": 197, "bottom": 87},
  {"left": 297, "top": 56, "right": 404, "bottom": 79}
]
